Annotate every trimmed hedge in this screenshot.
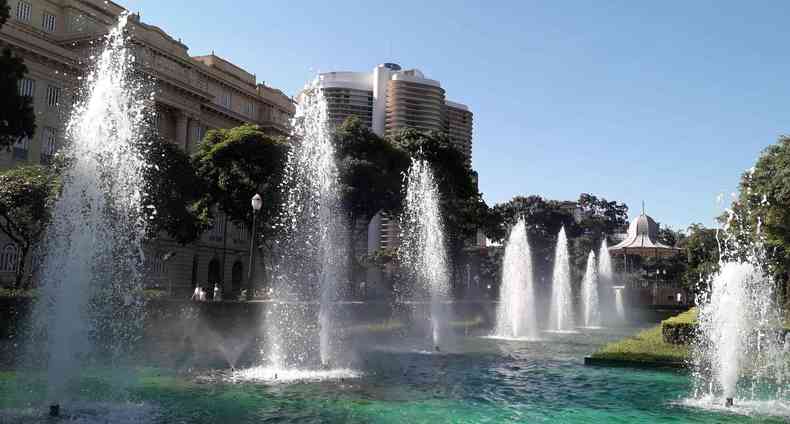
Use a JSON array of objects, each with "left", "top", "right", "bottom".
[
  {"left": 661, "top": 308, "right": 790, "bottom": 345},
  {"left": 591, "top": 325, "right": 689, "bottom": 365},
  {"left": 661, "top": 308, "right": 697, "bottom": 345}
]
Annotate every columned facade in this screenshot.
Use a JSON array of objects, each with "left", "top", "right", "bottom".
[{"left": 0, "top": 0, "right": 295, "bottom": 294}]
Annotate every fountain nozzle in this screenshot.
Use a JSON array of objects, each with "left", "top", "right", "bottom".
[
  {"left": 49, "top": 404, "right": 60, "bottom": 417},
  {"left": 725, "top": 397, "right": 734, "bottom": 407}
]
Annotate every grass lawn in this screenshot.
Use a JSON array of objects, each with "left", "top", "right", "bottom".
[{"left": 591, "top": 325, "right": 689, "bottom": 364}]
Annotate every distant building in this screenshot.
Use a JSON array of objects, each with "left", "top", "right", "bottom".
[
  {"left": 609, "top": 210, "right": 686, "bottom": 307},
  {"left": 311, "top": 64, "right": 474, "bottom": 255},
  {"left": 314, "top": 63, "right": 473, "bottom": 165},
  {"left": 0, "top": 0, "right": 295, "bottom": 295}
]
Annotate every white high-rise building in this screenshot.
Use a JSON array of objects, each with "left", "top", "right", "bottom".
[
  {"left": 312, "top": 64, "right": 474, "bottom": 255},
  {"left": 316, "top": 63, "right": 473, "bottom": 163}
]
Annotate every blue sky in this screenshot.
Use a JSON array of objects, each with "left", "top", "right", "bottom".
[{"left": 124, "top": 0, "right": 790, "bottom": 229}]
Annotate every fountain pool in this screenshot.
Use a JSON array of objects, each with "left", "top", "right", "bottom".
[{"left": 3, "top": 325, "right": 788, "bottom": 423}]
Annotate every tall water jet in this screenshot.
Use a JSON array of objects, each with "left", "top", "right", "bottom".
[
  {"left": 33, "top": 14, "right": 151, "bottom": 405},
  {"left": 267, "top": 86, "right": 348, "bottom": 370},
  {"left": 613, "top": 287, "right": 626, "bottom": 320},
  {"left": 691, "top": 260, "right": 788, "bottom": 408},
  {"left": 597, "top": 238, "right": 613, "bottom": 287},
  {"left": 399, "top": 158, "right": 450, "bottom": 350},
  {"left": 549, "top": 226, "right": 575, "bottom": 332},
  {"left": 580, "top": 250, "right": 601, "bottom": 328},
  {"left": 493, "top": 219, "right": 538, "bottom": 339},
  {"left": 598, "top": 238, "right": 622, "bottom": 322}
]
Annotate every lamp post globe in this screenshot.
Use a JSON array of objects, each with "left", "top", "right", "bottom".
[
  {"left": 252, "top": 193, "right": 262, "bottom": 211},
  {"left": 247, "top": 193, "right": 262, "bottom": 300}
]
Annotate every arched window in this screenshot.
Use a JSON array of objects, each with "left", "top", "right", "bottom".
[{"left": 0, "top": 244, "right": 19, "bottom": 272}]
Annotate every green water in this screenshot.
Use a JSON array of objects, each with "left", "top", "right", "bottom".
[{"left": 1, "top": 328, "right": 787, "bottom": 423}]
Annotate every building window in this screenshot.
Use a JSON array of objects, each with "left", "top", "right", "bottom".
[
  {"left": 0, "top": 244, "right": 19, "bottom": 272},
  {"left": 13, "top": 137, "right": 29, "bottom": 160},
  {"left": 208, "top": 212, "right": 225, "bottom": 242},
  {"left": 192, "top": 124, "right": 204, "bottom": 142},
  {"left": 42, "top": 12, "right": 56, "bottom": 32},
  {"left": 220, "top": 92, "right": 231, "bottom": 108},
  {"left": 244, "top": 101, "right": 256, "bottom": 118},
  {"left": 18, "top": 78, "right": 35, "bottom": 98},
  {"left": 41, "top": 127, "right": 57, "bottom": 158},
  {"left": 46, "top": 85, "right": 61, "bottom": 107},
  {"left": 16, "top": 1, "right": 32, "bottom": 22},
  {"left": 150, "top": 252, "right": 165, "bottom": 276}
]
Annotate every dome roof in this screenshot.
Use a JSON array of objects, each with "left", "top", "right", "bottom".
[
  {"left": 609, "top": 211, "right": 680, "bottom": 257},
  {"left": 631, "top": 213, "right": 659, "bottom": 239}
]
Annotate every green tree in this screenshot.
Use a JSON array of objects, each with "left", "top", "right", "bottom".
[
  {"left": 576, "top": 193, "right": 629, "bottom": 236},
  {"left": 0, "top": 0, "right": 36, "bottom": 150},
  {"left": 333, "top": 116, "right": 409, "bottom": 221},
  {"left": 0, "top": 166, "right": 59, "bottom": 288},
  {"left": 193, "top": 125, "right": 290, "bottom": 289},
  {"left": 680, "top": 223, "right": 720, "bottom": 293},
  {"left": 332, "top": 117, "right": 409, "bottom": 286},
  {"left": 141, "top": 136, "right": 209, "bottom": 245},
  {"left": 732, "top": 136, "right": 790, "bottom": 299},
  {"left": 490, "top": 193, "right": 630, "bottom": 295}
]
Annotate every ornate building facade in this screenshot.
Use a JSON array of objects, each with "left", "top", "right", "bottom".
[{"left": 0, "top": 0, "right": 295, "bottom": 295}]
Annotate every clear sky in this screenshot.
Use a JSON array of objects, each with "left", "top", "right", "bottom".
[{"left": 124, "top": 0, "right": 790, "bottom": 230}]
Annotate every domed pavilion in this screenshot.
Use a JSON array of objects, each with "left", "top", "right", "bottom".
[
  {"left": 608, "top": 205, "right": 685, "bottom": 306},
  {"left": 609, "top": 210, "right": 681, "bottom": 261}
]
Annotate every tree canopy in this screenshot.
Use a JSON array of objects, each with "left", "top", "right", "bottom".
[
  {"left": 0, "top": 165, "right": 59, "bottom": 288},
  {"left": 141, "top": 136, "right": 209, "bottom": 245},
  {"left": 0, "top": 46, "right": 36, "bottom": 150},
  {"left": 333, "top": 116, "right": 408, "bottom": 221},
  {"left": 391, "top": 128, "right": 487, "bottom": 259},
  {"left": 731, "top": 135, "right": 790, "bottom": 293},
  {"left": 193, "top": 124, "right": 290, "bottom": 245}
]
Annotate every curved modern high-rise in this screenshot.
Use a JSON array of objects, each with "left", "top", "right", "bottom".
[
  {"left": 310, "top": 63, "right": 475, "bottom": 255},
  {"left": 311, "top": 63, "right": 473, "bottom": 165}
]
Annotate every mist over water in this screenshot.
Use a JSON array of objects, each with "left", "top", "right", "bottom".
[
  {"left": 32, "top": 14, "right": 151, "bottom": 403},
  {"left": 399, "top": 158, "right": 451, "bottom": 350},
  {"left": 494, "top": 219, "right": 538, "bottom": 340}
]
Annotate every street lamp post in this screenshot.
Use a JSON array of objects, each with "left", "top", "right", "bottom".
[{"left": 247, "top": 193, "right": 262, "bottom": 301}]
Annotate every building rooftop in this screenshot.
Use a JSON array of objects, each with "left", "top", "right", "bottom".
[{"left": 609, "top": 210, "right": 681, "bottom": 257}]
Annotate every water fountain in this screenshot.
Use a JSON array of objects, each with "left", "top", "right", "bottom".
[
  {"left": 493, "top": 219, "right": 539, "bottom": 340},
  {"left": 598, "top": 238, "right": 613, "bottom": 287},
  {"left": 686, "top": 207, "right": 788, "bottom": 414},
  {"left": 28, "top": 14, "right": 151, "bottom": 414},
  {"left": 580, "top": 250, "right": 601, "bottom": 328},
  {"left": 399, "top": 158, "right": 451, "bottom": 351},
  {"left": 613, "top": 286, "right": 626, "bottom": 321},
  {"left": 549, "top": 226, "right": 575, "bottom": 332},
  {"left": 258, "top": 86, "right": 350, "bottom": 377},
  {"left": 597, "top": 238, "right": 622, "bottom": 322},
  {"left": 690, "top": 259, "right": 788, "bottom": 412}
]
